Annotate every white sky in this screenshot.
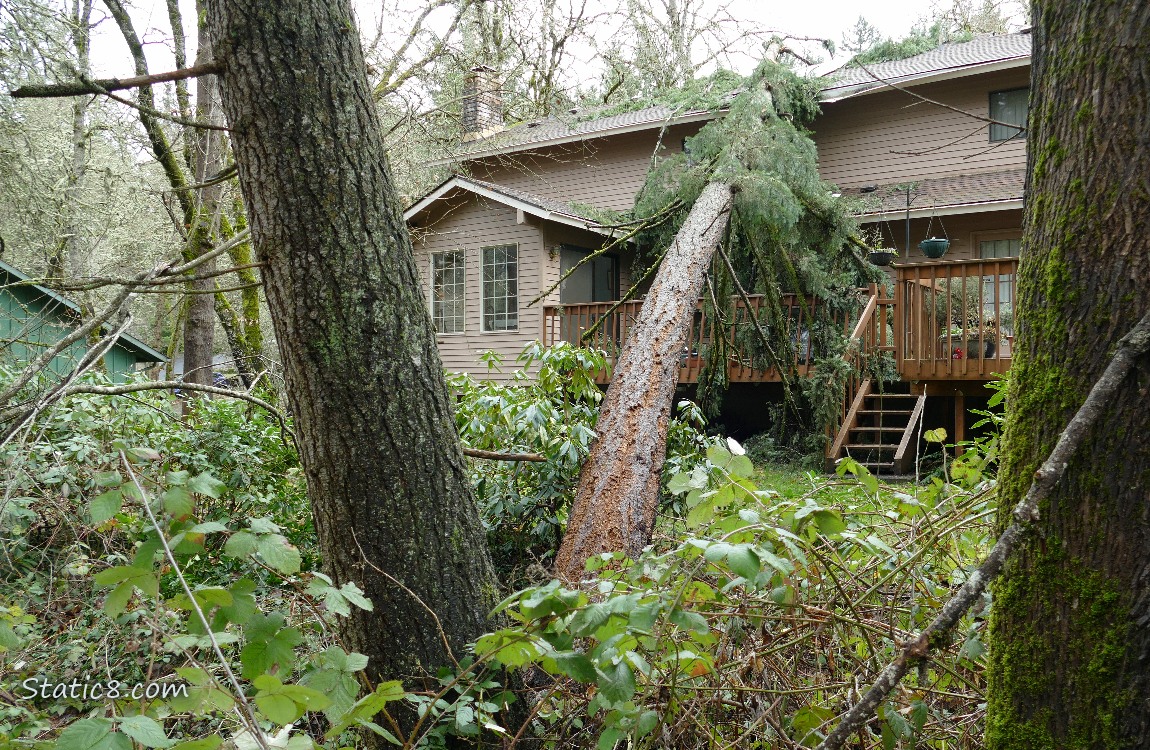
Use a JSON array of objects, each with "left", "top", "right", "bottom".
[{"left": 88, "top": 0, "right": 940, "bottom": 78}]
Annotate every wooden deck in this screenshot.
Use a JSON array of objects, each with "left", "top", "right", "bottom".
[
  {"left": 542, "top": 293, "right": 847, "bottom": 384},
  {"left": 542, "top": 257, "right": 1018, "bottom": 386}
]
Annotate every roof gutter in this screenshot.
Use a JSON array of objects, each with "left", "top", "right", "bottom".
[
  {"left": 431, "top": 110, "right": 719, "bottom": 165},
  {"left": 820, "top": 56, "right": 1029, "bottom": 103},
  {"left": 857, "top": 197, "right": 1023, "bottom": 220}
]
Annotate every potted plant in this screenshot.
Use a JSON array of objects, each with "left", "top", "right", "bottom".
[
  {"left": 919, "top": 237, "right": 951, "bottom": 258},
  {"left": 868, "top": 248, "right": 898, "bottom": 266}
]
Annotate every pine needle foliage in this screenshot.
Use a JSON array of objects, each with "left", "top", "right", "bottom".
[{"left": 630, "top": 61, "right": 882, "bottom": 444}]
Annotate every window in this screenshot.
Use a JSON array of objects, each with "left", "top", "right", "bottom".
[
  {"left": 979, "top": 237, "right": 1020, "bottom": 259},
  {"left": 481, "top": 244, "right": 518, "bottom": 331},
  {"left": 431, "top": 251, "right": 465, "bottom": 334},
  {"left": 979, "top": 235, "right": 1020, "bottom": 330},
  {"left": 989, "top": 88, "right": 1027, "bottom": 142},
  {"left": 560, "top": 245, "right": 617, "bottom": 303}
]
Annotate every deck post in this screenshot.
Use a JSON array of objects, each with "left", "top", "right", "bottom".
[{"left": 954, "top": 389, "right": 966, "bottom": 456}]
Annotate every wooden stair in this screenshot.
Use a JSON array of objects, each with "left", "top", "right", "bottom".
[{"left": 831, "top": 382, "right": 926, "bottom": 474}]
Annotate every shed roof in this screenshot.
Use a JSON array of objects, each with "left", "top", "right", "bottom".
[{"left": 0, "top": 259, "right": 167, "bottom": 363}]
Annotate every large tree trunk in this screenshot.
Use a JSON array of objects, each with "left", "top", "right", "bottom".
[
  {"left": 554, "top": 182, "right": 733, "bottom": 580},
  {"left": 205, "top": 0, "right": 503, "bottom": 716},
  {"left": 984, "top": 2, "right": 1150, "bottom": 747},
  {"left": 182, "top": 11, "right": 222, "bottom": 393}
]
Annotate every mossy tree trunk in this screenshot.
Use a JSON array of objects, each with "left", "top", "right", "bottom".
[
  {"left": 205, "top": 0, "right": 503, "bottom": 724},
  {"left": 985, "top": 2, "right": 1150, "bottom": 747}
]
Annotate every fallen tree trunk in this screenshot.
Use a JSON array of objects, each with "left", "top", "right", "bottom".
[{"left": 554, "top": 181, "right": 734, "bottom": 580}]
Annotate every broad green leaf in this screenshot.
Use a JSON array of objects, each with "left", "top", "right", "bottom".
[
  {"left": 703, "top": 543, "right": 731, "bottom": 563},
  {"left": 791, "top": 705, "right": 834, "bottom": 747},
  {"left": 93, "top": 565, "right": 136, "bottom": 586},
  {"left": 104, "top": 581, "right": 134, "bottom": 618},
  {"left": 240, "top": 614, "right": 302, "bottom": 679},
  {"left": 0, "top": 621, "right": 21, "bottom": 650},
  {"left": 706, "top": 444, "right": 733, "bottom": 468},
  {"left": 553, "top": 652, "right": 596, "bottom": 683},
  {"left": 597, "top": 727, "right": 624, "bottom": 750},
  {"left": 90, "top": 490, "right": 123, "bottom": 524},
  {"left": 224, "top": 531, "right": 259, "bottom": 558},
  {"left": 191, "top": 521, "right": 229, "bottom": 534},
  {"left": 455, "top": 704, "right": 477, "bottom": 735},
  {"left": 339, "top": 582, "right": 373, "bottom": 612},
  {"left": 258, "top": 535, "right": 302, "bottom": 575},
  {"left": 248, "top": 517, "right": 280, "bottom": 534},
  {"left": 725, "top": 545, "right": 760, "bottom": 580},
  {"left": 924, "top": 427, "right": 947, "bottom": 443},
  {"left": 162, "top": 487, "right": 193, "bottom": 518},
  {"left": 215, "top": 579, "right": 258, "bottom": 626},
  {"left": 727, "top": 454, "right": 754, "bottom": 478},
  {"left": 568, "top": 602, "right": 612, "bottom": 637},
  {"left": 813, "top": 510, "right": 847, "bottom": 536},
  {"left": 55, "top": 719, "right": 132, "bottom": 750},
  {"left": 910, "top": 699, "right": 929, "bottom": 732},
  {"left": 169, "top": 737, "right": 222, "bottom": 750},
  {"left": 118, "top": 716, "right": 174, "bottom": 748},
  {"left": 667, "top": 608, "right": 708, "bottom": 634},
  {"left": 595, "top": 661, "right": 635, "bottom": 703},
  {"left": 252, "top": 675, "right": 329, "bottom": 726},
  {"left": 635, "top": 710, "right": 660, "bottom": 738},
  {"left": 255, "top": 692, "right": 300, "bottom": 725},
  {"left": 188, "top": 472, "right": 226, "bottom": 499},
  {"left": 324, "top": 682, "right": 406, "bottom": 739},
  {"left": 94, "top": 471, "right": 123, "bottom": 488}
]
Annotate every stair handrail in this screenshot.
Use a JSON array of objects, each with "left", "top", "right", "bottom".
[
  {"left": 827, "top": 284, "right": 881, "bottom": 462},
  {"left": 892, "top": 386, "right": 928, "bottom": 474}
]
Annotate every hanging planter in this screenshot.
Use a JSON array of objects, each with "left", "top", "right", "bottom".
[
  {"left": 919, "top": 237, "right": 951, "bottom": 258},
  {"left": 868, "top": 249, "right": 898, "bottom": 266}
]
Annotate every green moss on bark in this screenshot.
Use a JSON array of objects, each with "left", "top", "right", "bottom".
[{"left": 987, "top": 548, "right": 1133, "bottom": 749}]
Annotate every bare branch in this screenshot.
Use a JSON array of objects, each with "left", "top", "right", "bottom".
[
  {"left": 462, "top": 447, "right": 546, "bottom": 462},
  {"left": 9, "top": 62, "right": 223, "bottom": 98},
  {"left": 817, "top": 310, "right": 1150, "bottom": 750}
]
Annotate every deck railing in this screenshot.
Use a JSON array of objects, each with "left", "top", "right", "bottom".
[
  {"left": 894, "top": 257, "right": 1017, "bottom": 379},
  {"left": 542, "top": 259, "right": 1017, "bottom": 384},
  {"left": 542, "top": 293, "right": 845, "bottom": 384}
]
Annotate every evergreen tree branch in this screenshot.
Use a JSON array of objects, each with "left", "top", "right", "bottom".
[{"left": 816, "top": 310, "right": 1150, "bottom": 750}]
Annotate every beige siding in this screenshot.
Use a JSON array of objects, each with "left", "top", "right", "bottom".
[
  {"left": 467, "top": 123, "right": 704, "bottom": 212},
  {"left": 541, "top": 224, "right": 636, "bottom": 298},
  {"left": 863, "top": 208, "right": 1022, "bottom": 263},
  {"left": 411, "top": 194, "right": 552, "bottom": 382},
  {"left": 814, "top": 68, "right": 1029, "bottom": 188}
]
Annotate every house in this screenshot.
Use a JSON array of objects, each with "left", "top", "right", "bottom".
[
  {"left": 0, "top": 259, "right": 167, "bottom": 382},
  {"left": 404, "top": 32, "right": 1032, "bottom": 470}
]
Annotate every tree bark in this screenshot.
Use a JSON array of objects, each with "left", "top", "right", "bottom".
[
  {"left": 554, "top": 182, "right": 733, "bottom": 580},
  {"left": 205, "top": 0, "right": 504, "bottom": 721},
  {"left": 182, "top": 9, "right": 222, "bottom": 393},
  {"left": 985, "top": 2, "right": 1150, "bottom": 747}
]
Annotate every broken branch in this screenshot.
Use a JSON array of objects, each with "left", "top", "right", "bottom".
[
  {"left": 9, "top": 61, "right": 223, "bottom": 98},
  {"left": 816, "top": 310, "right": 1150, "bottom": 750}
]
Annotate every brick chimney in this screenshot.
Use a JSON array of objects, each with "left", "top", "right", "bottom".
[{"left": 461, "top": 65, "right": 503, "bottom": 141}]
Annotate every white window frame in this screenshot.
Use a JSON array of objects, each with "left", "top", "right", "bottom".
[
  {"left": 430, "top": 250, "right": 466, "bottom": 335},
  {"left": 481, "top": 244, "right": 519, "bottom": 333},
  {"left": 989, "top": 87, "right": 1028, "bottom": 142}
]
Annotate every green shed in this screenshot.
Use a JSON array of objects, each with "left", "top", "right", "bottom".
[{"left": 0, "top": 259, "right": 167, "bottom": 382}]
